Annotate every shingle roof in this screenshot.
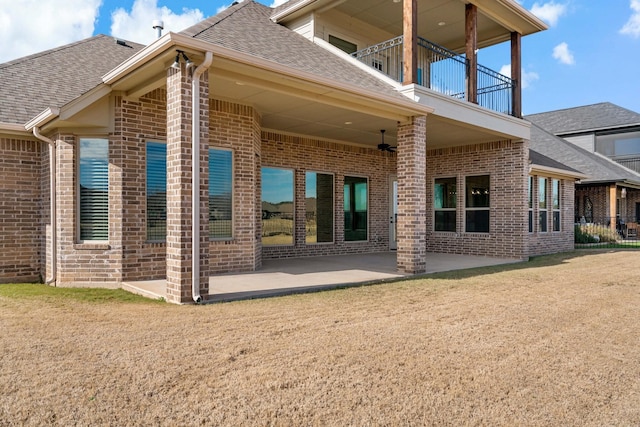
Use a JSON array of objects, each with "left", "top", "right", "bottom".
[
  {"left": 180, "top": 1, "right": 405, "bottom": 101},
  {"left": 0, "top": 35, "right": 144, "bottom": 125},
  {"left": 529, "top": 149, "right": 582, "bottom": 175},
  {"left": 529, "top": 123, "right": 640, "bottom": 185},
  {"left": 526, "top": 102, "right": 640, "bottom": 135}
]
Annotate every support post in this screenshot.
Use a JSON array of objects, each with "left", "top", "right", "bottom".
[
  {"left": 465, "top": 3, "right": 478, "bottom": 104},
  {"left": 396, "top": 116, "right": 427, "bottom": 274},
  {"left": 403, "top": 0, "right": 418, "bottom": 86},
  {"left": 511, "top": 32, "right": 522, "bottom": 118}
]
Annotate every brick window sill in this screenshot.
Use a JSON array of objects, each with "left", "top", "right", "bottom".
[{"left": 74, "top": 243, "right": 111, "bottom": 251}]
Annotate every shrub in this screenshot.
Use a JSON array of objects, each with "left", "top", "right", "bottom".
[{"left": 575, "top": 224, "right": 619, "bottom": 243}]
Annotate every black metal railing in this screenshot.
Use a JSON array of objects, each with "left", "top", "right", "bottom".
[
  {"left": 575, "top": 216, "right": 640, "bottom": 248},
  {"left": 351, "top": 36, "right": 514, "bottom": 116}
]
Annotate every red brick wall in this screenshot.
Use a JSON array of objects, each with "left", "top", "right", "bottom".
[
  {"left": 0, "top": 138, "right": 42, "bottom": 283},
  {"left": 261, "top": 132, "right": 396, "bottom": 259},
  {"left": 208, "top": 100, "right": 261, "bottom": 274},
  {"left": 425, "top": 140, "right": 529, "bottom": 259},
  {"left": 528, "top": 176, "right": 575, "bottom": 256}
]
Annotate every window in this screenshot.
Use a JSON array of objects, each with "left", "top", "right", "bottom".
[
  {"left": 146, "top": 142, "right": 167, "bottom": 241},
  {"left": 79, "top": 138, "right": 109, "bottom": 241},
  {"left": 528, "top": 176, "right": 534, "bottom": 233},
  {"left": 596, "top": 131, "right": 640, "bottom": 157},
  {"left": 344, "top": 176, "right": 368, "bottom": 241},
  {"left": 210, "top": 149, "right": 233, "bottom": 239},
  {"left": 306, "top": 172, "right": 334, "bottom": 244},
  {"left": 328, "top": 35, "right": 357, "bottom": 54},
  {"left": 434, "top": 177, "right": 456, "bottom": 232},
  {"left": 262, "top": 167, "right": 294, "bottom": 245},
  {"left": 538, "top": 177, "right": 547, "bottom": 232},
  {"left": 552, "top": 179, "right": 561, "bottom": 232},
  {"left": 465, "top": 175, "right": 490, "bottom": 233}
]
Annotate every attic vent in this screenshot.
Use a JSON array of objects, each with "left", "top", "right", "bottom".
[{"left": 115, "top": 39, "right": 131, "bottom": 48}]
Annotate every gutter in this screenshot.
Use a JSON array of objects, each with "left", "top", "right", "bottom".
[
  {"left": 32, "top": 127, "right": 57, "bottom": 285},
  {"left": 190, "top": 51, "right": 213, "bottom": 304},
  {"left": 25, "top": 108, "right": 60, "bottom": 285}
]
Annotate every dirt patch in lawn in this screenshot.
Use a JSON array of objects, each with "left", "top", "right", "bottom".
[{"left": 1, "top": 250, "right": 640, "bottom": 425}]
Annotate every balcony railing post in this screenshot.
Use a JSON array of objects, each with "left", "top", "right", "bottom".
[{"left": 352, "top": 36, "right": 515, "bottom": 116}]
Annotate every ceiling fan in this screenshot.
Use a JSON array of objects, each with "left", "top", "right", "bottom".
[{"left": 377, "top": 129, "right": 397, "bottom": 152}]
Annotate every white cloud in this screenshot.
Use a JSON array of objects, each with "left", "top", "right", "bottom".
[
  {"left": 270, "top": 0, "right": 289, "bottom": 6},
  {"left": 530, "top": 2, "right": 567, "bottom": 27},
  {"left": 552, "top": 42, "right": 575, "bottom": 65},
  {"left": 111, "top": 0, "right": 204, "bottom": 45},
  {"left": 499, "top": 65, "right": 540, "bottom": 89},
  {"left": 0, "top": 0, "right": 101, "bottom": 63},
  {"left": 620, "top": 0, "right": 640, "bottom": 38}
]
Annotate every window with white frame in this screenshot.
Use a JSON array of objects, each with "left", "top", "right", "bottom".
[
  {"left": 434, "top": 177, "right": 456, "bottom": 232},
  {"left": 465, "top": 175, "right": 490, "bottom": 233},
  {"left": 552, "top": 179, "right": 561, "bottom": 232},
  {"left": 79, "top": 138, "right": 109, "bottom": 241},
  {"left": 538, "top": 177, "right": 547, "bottom": 232}
]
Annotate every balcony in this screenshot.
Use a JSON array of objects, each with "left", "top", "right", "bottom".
[{"left": 352, "top": 36, "right": 515, "bottom": 117}]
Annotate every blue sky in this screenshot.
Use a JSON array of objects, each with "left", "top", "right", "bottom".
[{"left": 2, "top": 0, "right": 639, "bottom": 115}]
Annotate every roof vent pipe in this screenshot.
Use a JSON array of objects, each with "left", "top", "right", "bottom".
[{"left": 152, "top": 20, "right": 164, "bottom": 39}]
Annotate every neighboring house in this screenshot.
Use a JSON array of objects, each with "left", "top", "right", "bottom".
[
  {"left": 1, "top": 0, "right": 568, "bottom": 303},
  {"left": 528, "top": 104, "right": 640, "bottom": 226},
  {"left": 528, "top": 122, "right": 640, "bottom": 234}
]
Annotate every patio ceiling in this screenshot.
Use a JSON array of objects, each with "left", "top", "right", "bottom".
[
  {"left": 277, "top": 0, "right": 546, "bottom": 52},
  {"left": 209, "top": 60, "right": 513, "bottom": 150}
]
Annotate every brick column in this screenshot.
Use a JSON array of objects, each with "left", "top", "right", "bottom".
[
  {"left": 397, "top": 116, "right": 427, "bottom": 274},
  {"left": 165, "top": 65, "right": 210, "bottom": 303}
]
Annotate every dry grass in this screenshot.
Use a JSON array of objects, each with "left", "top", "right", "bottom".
[{"left": 2, "top": 250, "right": 640, "bottom": 426}]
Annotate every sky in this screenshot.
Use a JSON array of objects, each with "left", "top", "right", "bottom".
[{"left": 1, "top": 0, "right": 639, "bottom": 115}]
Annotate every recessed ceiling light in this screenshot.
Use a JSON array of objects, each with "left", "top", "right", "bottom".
[
  {"left": 235, "top": 81, "right": 245, "bottom": 85},
  {"left": 345, "top": 121, "right": 353, "bottom": 125},
  {"left": 438, "top": 21, "right": 446, "bottom": 26}
]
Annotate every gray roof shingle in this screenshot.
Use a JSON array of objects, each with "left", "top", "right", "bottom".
[
  {"left": 529, "top": 123, "right": 640, "bottom": 185},
  {"left": 0, "top": 35, "right": 143, "bottom": 125},
  {"left": 181, "top": 1, "right": 405, "bottom": 101},
  {"left": 527, "top": 102, "right": 640, "bottom": 135}
]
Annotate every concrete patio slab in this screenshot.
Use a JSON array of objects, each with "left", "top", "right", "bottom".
[{"left": 122, "top": 252, "right": 522, "bottom": 303}]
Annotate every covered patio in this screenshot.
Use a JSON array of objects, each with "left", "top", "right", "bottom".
[{"left": 122, "top": 252, "right": 521, "bottom": 303}]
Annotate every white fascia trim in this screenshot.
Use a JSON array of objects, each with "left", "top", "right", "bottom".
[
  {"left": 102, "top": 32, "right": 175, "bottom": 84},
  {"left": 103, "top": 32, "right": 433, "bottom": 118},
  {"left": 271, "top": 0, "right": 318, "bottom": 22},
  {"left": 530, "top": 164, "right": 588, "bottom": 180},
  {"left": 0, "top": 122, "right": 31, "bottom": 135},
  {"left": 495, "top": 0, "right": 548, "bottom": 30},
  {"left": 24, "top": 107, "right": 60, "bottom": 131},
  {"left": 58, "top": 84, "right": 112, "bottom": 121}
]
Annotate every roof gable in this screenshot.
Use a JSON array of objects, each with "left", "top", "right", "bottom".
[
  {"left": 527, "top": 102, "right": 640, "bottom": 135},
  {"left": 180, "top": 1, "right": 404, "bottom": 101},
  {"left": 0, "top": 35, "right": 144, "bottom": 125},
  {"left": 529, "top": 123, "right": 640, "bottom": 185}
]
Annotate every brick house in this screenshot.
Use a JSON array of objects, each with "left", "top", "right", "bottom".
[
  {"left": 528, "top": 104, "right": 640, "bottom": 228},
  {"left": 1, "top": 0, "right": 581, "bottom": 303}
]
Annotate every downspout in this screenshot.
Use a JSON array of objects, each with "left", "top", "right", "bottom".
[
  {"left": 32, "top": 127, "right": 56, "bottom": 285},
  {"left": 191, "top": 51, "right": 213, "bottom": 303}
]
